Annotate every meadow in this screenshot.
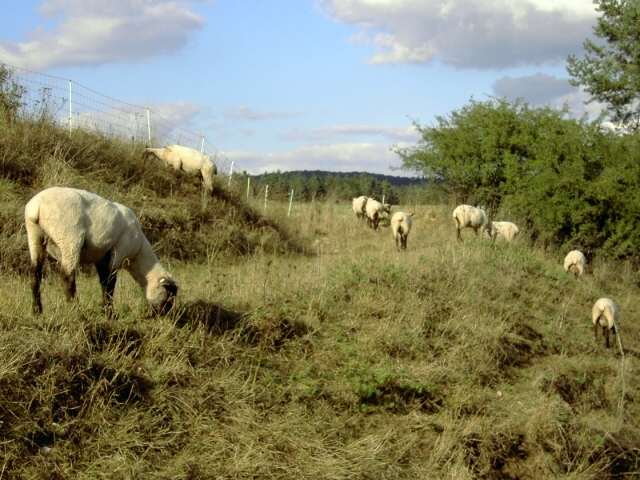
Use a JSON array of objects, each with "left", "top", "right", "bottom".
[
  {"left": 2, "top": 195, "right": 640, "bottom": 477},
  {"left": 1, "top": 116, "right": 640, "bottom": 478}
]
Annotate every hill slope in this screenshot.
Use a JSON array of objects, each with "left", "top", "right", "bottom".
[
  {"left": 0, "top": 118, "right": 308, "bottom": 276},
  {"left": 2, "top": 200, "right": 640, "bottom": 476}
]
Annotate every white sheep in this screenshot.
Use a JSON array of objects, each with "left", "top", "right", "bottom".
[
  {"left": 352, "top": 195, "right": 368, "bottom": 220},
  {"left": 25, "top": 187, "right": 178, "bottom": 317},
  {"left": 365, "top": 199, "right": 391, "bottom": 230},
  {"left": 143, "top": 144, "right": 217, "bottom": 194},
  {"left": 488, "top": 221, "right": 520, "bottom": 242},
  {"left": 564, "top": 250, "right": 586, "bottom": 277},
  {"left": 391, "top": 211, "right": 414, "bottom": 251},
  {"left": 592, "top": 298, "right": 619, "bottom": 348},
  {"left": 452, "top": 204, "right": 489, "bottom": 241}
]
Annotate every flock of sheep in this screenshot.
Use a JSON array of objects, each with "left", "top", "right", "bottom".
[
  {"left": 352, "top": 199, "right": 621, "bottom": 350},
  {"left": 19, "top": 143, "right": 621, "bottom": 353}
]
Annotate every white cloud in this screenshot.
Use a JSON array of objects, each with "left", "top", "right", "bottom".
[
  {"left": 493, "top": 74, "right": 576, "bottom": 105},
  {"left": 491, "top": 73, "right": 608, "bottom": 120},
  {"left": 223, "top": 106, "right": 300, "bottom": 122},
  {"left": 282, "top": 124, "right": 420, "bottom": 143},
  {"left": 223, "top": 142, "right": 411, "bottom": 175},
  {"left": 0, "top": 0, "right": 204, "bottom": 70},
  {"left": 322, "top": 0, "right": 597, "bottom": 68}
]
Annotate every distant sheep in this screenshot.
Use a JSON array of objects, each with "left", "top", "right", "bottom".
[
  {"left": 592, "top": 298, "right": 619, "bottom": 348},
  {"left": 25, "top": 187, "right": 178, "bottom": 317},
  {"left": 564, "top": 250, "right": 586, "bottom": 277},
  {"left": 489, "top": 221, "right": 520, "bottom": 242},
  {"left": 452, "top": 205, "right": 489, "bottom": 241},
  {"left": 143, "top": 144, "right": 217, "bottom": 194},
  {"left": 391, "top": 212, "right": 414, "bottom": 250},
  {"left": 365, "top": 199, "right": 391, "bottom": 230},
  {"left": 352, "top": 195, "right": 368, "bottom": 220}
]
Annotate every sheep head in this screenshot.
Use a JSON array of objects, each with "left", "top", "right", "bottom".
[{"left": 147, "top": 275, "right": 179, "bottom": 315}]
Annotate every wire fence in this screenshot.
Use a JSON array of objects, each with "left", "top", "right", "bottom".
[{"left": 2, "top": 61, "right": 233, "bottom": 174}]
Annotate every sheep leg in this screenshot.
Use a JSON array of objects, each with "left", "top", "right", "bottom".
[
  {"left": 593, "top": 322, "right": 598, "bottom": 344},
  {"left": 61, "top": 270, "right": 76, "bottom": 301},
  {"left": 31, "top": 259, "right": 45, "bottom": 314},
  {"left": 96, "top": 252, "right": 117, "bottom": 318},
  {"left": 402, "top": 234, "right": 407, "bottom": 250},
  {"left": 604, "top": 326, "right": 610, "bottom": 348}
]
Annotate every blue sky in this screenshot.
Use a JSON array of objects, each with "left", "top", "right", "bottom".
[{"left": 0, "top": 0, "right": 601, "bottom": 175}]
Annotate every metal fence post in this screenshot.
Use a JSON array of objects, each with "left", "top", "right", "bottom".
[
  {"left": 264, "top": 185, "right": 269, "bottom": 212},
  {"left": 200, "top": 136, "right": 205, "bottom": 154},
  {"left": 228, "top": 161, "right": 234, "bottom": 187},
  {"left": 246, "top": 176, "right": 251, "bottom": 201},
  {"left": 146, "top": 108, "right": 151, "bottom": 144},
  {"left": 288, "top": 189, "right": 294, "bottom": 217},
  {"left": 68, "top": 80, "right": 72, "bottom": 133}
]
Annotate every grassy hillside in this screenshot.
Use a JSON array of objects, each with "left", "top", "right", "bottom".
[
  {"left": 1, "top": 120, "right": 640, "bottom": 478},
  {"left": 0, "top": 117, "right": 308, "bottom": 276}
]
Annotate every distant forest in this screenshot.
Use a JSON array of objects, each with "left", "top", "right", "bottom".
[{"left": 241, "top": 170, "right": 439, "bottom": 205}]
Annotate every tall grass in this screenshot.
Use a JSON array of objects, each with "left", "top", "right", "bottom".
[{"left": 1, "top": 186, "right": 639, "bottom": 477}]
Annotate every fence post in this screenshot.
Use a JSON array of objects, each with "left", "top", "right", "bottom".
[
  {"left": 264, "top": 185, "right": 269, "bottom": 212},
  {"left": 288, "top": 189, "right": 294, "bottom": 217},
  {"left": 146, "top": 109, "right": 151, "bottom": 144},
  {"left": 382, "top": 194, "right": 385, "bottom": 205},
  {"left": 246, "top": 176, "right": 251, "bottom": 200},
  {"left": 228, "top": 161, "right": 234, "bottom": 187},
  {"left": 68, "top": 80, "right": 72, "bottom": 133},
  {"left": 200, "top": 136, "right": 205, "bottom": 154}
]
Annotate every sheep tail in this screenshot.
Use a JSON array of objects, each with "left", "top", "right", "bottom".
[{"left": 25, "top": 199, "right": 45, "bottom": 265}]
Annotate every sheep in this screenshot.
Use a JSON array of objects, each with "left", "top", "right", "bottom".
[
  {"left": 143, "top": 144, "right": 217, "bottom": 194},
  {"left": 564, "top": 250, "right": 586, "bottom": 277},
  {"left": 592, "top": 298, "right": 619, "bottom": 348},
  {"left": 391, "top": 211, "right": 414, "bottom": 251},
  {"left": 452, "top": 204, "right": 489, "bottom": 241},
  {"left": 25, "top": 187, "right": 178, "bottom": 317},
  {"left": 352, "top": 195, "right": 368, "bottom": 220},
  {"left": 365, "top": 199, "right": 391, "bottom": 230},
  {"left": 488, "top": 221, "right": 520, "bottom": 242}
]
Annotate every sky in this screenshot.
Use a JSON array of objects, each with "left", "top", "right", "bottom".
[{"left": 0, "top": 0, "right": 602, "bottom": 176}]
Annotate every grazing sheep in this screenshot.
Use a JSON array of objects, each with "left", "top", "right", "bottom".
[
  {"left": 488, "top": 221, "right": 520, "bottom": 242},
  {"left": 365, "top": 199, "right": 391, "bottom": 230},
  {"left": 592, "top": 298, "right": 619, "bottom": 348},
  {"left": 143, "top": 144, "right": 217, "bottom": 194},
  {"left": 564, "top": 250, "right": 586, "bottom": 277},
  {"left": 391, "top": 211, "right": 414, "bottom": 251},
  {"left": 25, "top": 187, "right": 178, "bottom": 317},
  {"left": 452, "top": 205, "right": 489, "bottom": 241},
  {"left": 352, "top": 195, "right": 368, "bottom": 220}
]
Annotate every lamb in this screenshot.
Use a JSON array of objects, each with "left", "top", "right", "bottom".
[
  {"left": 143, "top": 144, "right": 217, "bottom": 194},
  {"left": 352, "top": 195, "right": 368, "bottom": 220},
  {"left": 488, "top": 221, "right": 520, "bottom": 242},
  {"left": 564, "top": 250, "right": 586, "bottom": 277},
  {"left": 25, "top": 187, "right": 178, "bottom": 317},
  {"left": 592, "top": 298, "right": 619, "bottom": 348},
  {"left": 452, "top": 205, "right": 489, "bottom": 241},
  {"left": 391, "top": 212, "right": 414, "bottom": 251},
  {"left": 365, "top": 199, "right": 391, "bottom": 230}
]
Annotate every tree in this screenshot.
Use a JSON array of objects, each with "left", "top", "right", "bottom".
[
  {"left": 567, "top": 0, "right": 640, "bottom": 129},
  {"left": 396, "top": 99, "right": 529, "bottom": 212},
  {"left": 0, "top": 64, "right": 25, "bottom": 123}
]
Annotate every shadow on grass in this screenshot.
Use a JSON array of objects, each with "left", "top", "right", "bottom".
[{"left": 172, "top": 300, "right": 247, "bottom": 335}]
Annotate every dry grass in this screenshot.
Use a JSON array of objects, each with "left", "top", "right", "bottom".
[
  {"left": 1, "top": 195, "right": 640, "bottom": 478},
  {"left": 1, "top": 117, "right": 640, "bottom": 478}
]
